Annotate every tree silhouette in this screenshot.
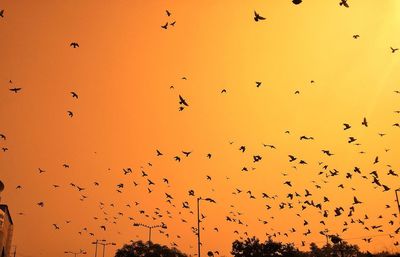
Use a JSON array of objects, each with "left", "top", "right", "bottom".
[
  {"left": 115, "top": 241, "right": 188, "bottom": 257},
  {"left": 231, "top": 237, "right": 305, "bottom": 257}
]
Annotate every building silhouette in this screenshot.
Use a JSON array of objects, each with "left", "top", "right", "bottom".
[{"left": 0, "top": 181, "right": 13, "bottom": 257}]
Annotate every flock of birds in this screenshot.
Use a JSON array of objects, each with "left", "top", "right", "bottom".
[{"left": 1, "top": 1, "right": 400, "bottom": 256}]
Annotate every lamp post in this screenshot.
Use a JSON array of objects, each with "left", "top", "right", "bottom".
[
  {"left": 133, "top": 223, "right": 167, "bottom": 244},
  {"left": 92, "top": 240, "right": 104, "bottom": 257},
  {"left": 395, "top": 189, "right": 400, "bottom": 220},
  {"left": 97, "top": 241, "right": 116, "bottom": 257},
  {"left": 64, "top": 250, "right": 87, "bottom": 257},
  {"left": 196, "top": 197, "right": 216, "bottom": 257}
]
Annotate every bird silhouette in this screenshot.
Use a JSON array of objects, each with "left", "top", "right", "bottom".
[
  {"left": 254, "top": 11, "right": 266, "bottom": 22},
  {"left": 9, "top": 87, "right": 22, "bottom": 93},
  {"left": 343, "top": 123, "right": 351, "bottom": 130},
  {"left": 362, "top": 117, "right": 368, "bottom": 127},
  {"left": 71, "top": 92, "right": 78, "bottom": 99},
  {"left": 178, "top": 95, "right": 189, "bottom": 106},
  {"left": 70, "top": 42, "right": 79, "bottom": 48},
  {"left": 339, "top": 0, "right": 349, "bottom": 7},
  {"left": 161, "top": 22, "right": 168, "bottom": 29}
]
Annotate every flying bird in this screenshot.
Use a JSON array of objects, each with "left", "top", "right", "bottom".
[
  {"left": 362, "top": 117, "right": 368, "bottom": 127},
  {"left": 166, "top": 10, "right": 171, "bottom": 16},
  {"left": 161, "top": 22, "right": 168, "bottom": 29},
  {"left": 343, "top": 123, "right": 351, "bottom": 130},
  {"left": 9, "top": 87, "right": 22, "bottom": 93},
  {"left": 71, "top": 92, "right": 78, "bottom": 99},
  {"left": 67, "top": 111, "right": 74, "bottom": 117},
  {"left": 70, "top": 42, "right": 79, "bottom": 48},
  {"left": 254, "top": 11, "right": 266, "bottom": 22},
  {"left": 0, "top": 10, "right": 4, "bottom": 17},
  {"left": 339, "top": 0, "right": 349, "bottom": 8},
  {"left": 179, "top": 95, "right": 189, "bottom": 106}
]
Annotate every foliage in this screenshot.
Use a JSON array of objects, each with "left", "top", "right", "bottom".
[
  {"left": 115, "top": 240, "right": 188, "bottom": 257},
  {"left": 231, "top": 237, "right": 305, "bottom": 257}
]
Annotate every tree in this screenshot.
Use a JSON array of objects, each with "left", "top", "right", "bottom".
[
  {"left": 231, "top": 237, "right": 305, "bottom": 257},
  {"left": 115, "top": 240, "right": 188, "bottom": 257},
  {"left": 309, "top": 241, "right": 360, "bottom": 257}
]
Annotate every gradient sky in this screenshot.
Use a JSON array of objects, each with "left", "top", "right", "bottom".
[{"left": 0, "top": 1, "right": 400, "bottom": 257}]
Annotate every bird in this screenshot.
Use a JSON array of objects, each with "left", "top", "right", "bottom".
[
  {"left": 37, "top": 202, "right": 44, "bottom": 207},
  {"left": 53, "top": 224, "right": 60, "bottom": 229},
  {"left": 255, "top": 81, "right": 262, "bottom": 87},
  {"left": 166, "top": 10, "right": 171, "bottom": 16},
  {"left": 161, "top": 22, "right": 168, "bottom": 29},
  {"left": 343, "top": 123, "right": 351, "bottom": 130},
  {"left": 353, "top": 196, "right": 362, "bottom": 205},
  {"left": 9, "top": 87, "right": 22, "bottom": 93},
  {"left": 362, "top": 117, "right": 368, "bottom": 127},
  {"left": 0, "top": 10, "right": 4, "bottom": 17},
  {"left": 182, "top": 151, "right": 191, "bottom": 157},
  {"left": 254, "top": 11, "right": 265, "bottom": 22},
  {"left": 67, "top": 111, "right": 74, "bottom": 117},
  {"left": 391, "top": 47, "right": 399, "bottom": 53},
  {"left": 322, "top": 150, "right": 334, "bottom": 156},
  {"left": 71, "top": 92, "right": 78, "bottom": 99},
  {"left": 156, "top": 149, "right": 163, "bottom": 156},
  {"left": 353, "top": 34, "right": 360, "bottom": 39},
  {"left": 348, "top": 137, "right": 357, "bottom": 143},
  {"left": 70, "top": 42, "right": 79, "bottom": 48},
  {"left": 178, "top": 95, "right": 189, "bottom": 106},
  {"left": 292, "top": 0, "right": 302, "bottom": 4},
  {"left": 339, "top": 0, "right": 349, "bottom": 8},
  {"left": 0, "top": 134, "right": 6, "bottom": 140},
  {"left": 170, "top": 21, "right": 176, "bottom": 26}
]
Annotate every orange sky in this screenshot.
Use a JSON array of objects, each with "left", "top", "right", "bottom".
[{"left": 0, "top": 1, "right": 400, "bottom": 257}]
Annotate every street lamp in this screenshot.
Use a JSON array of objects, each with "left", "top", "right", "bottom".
[
  {"left": 97, "top": 241, "right": 116, "bottom": 257},
  {"left": 395, "top": 189, "right": 400, "bottom": 219},
  {"left": 196, "top": 197, "right": 216, "bottom": 257},
  {"left": 92, "top": 240, "right": 105, "bottom": 257},
  {"left": 64, "top": 250, "right": 87, "bottom": 257},
  {"left": 133, "top": 223, "right": 167, "bottom": 244}
]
